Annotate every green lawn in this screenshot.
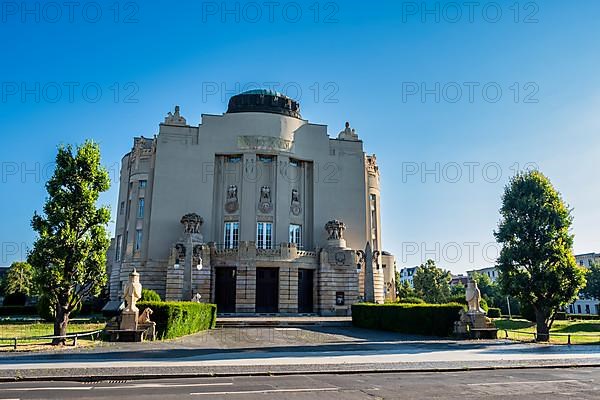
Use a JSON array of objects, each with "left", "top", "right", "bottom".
[
  {"left": 0, "top": 320, "right": 105, "bottom": 348},
  {"left": 495, "top": 318, "right": 600, "bottom": 344}
]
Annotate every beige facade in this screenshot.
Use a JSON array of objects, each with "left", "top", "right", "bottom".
[{"left": 107, "top": 89, "right": 392, "bottom": 315}]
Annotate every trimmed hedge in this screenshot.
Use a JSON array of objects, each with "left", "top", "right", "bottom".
[
  {"left": 397, "top": 297, "right": 426, "bottom": 304},
  {"left": 487, "top": 308, "right": 501, "bottom": 318},
  {"left": 352, "top": 303, "right": 463, "bottom": 337},
  {"left": 568, "top": 314, "right": 600, "bottom": 321},
  {"left": 137, "top": 301, "right": 216, "bottom": 339},
  {"left": 0, "top": 306, "right": 37, "bottom": 316}
]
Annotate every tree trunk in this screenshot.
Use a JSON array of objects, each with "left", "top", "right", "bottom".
[
  {"left": 52, "top": 306, "right": 69, "bottom": 346},
  {"left": 535, "top": 309, "right": 550, "bottom": 342}
]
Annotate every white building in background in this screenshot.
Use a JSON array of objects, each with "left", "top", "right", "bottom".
[
  {"left": 467, "top": 266, "right": 499, "bottom": 283},
  {"left": 398, "top": 266, "right": 418, "bottom": 287},
  {"left": 568, "top": 252, "right": 600, "bottom": 315}
]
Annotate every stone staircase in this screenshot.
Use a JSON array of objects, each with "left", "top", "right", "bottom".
[{"left": 215, "top": 315, "right": 352, "bottom": 328}]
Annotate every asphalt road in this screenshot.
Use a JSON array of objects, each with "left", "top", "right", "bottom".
[{"left": 1, "top": 368, "right": 599, "bottom": 399}]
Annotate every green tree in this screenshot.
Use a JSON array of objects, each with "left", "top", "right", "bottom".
[
  {"left": 28, "top": 141, "right": 111, "bottom": 345},
  {"left": 413, "top": 260, "right": 451, "bottom": 303},
  {"left": 582, "top": 263, "right": 600, "bottom": 306},
  {"left": 450, "top": 282, "right": 466, "bottom": 297},
  {"left": 4, "top": 261, "right": 34, "bottom": 296},
  {"left": 397, "top": 279, "right": 416, "bottom": 299},
  {"left": 495, "top": 171, "right": 587, "bottom": 341}
]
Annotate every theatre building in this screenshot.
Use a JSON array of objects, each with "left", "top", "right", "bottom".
[{"left": 107, "top": 89, "right": 396, "bottom": 315}]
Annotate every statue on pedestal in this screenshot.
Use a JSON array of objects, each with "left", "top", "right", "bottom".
[
  {"left": 466, "top": 279, "right": 486, "bottom": 314},
  {"left": 120, "top": 269, "right": 142, "bottom": 331}
]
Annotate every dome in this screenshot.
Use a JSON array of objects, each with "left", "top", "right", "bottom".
[{"left": 227, "top": 89, "right": 301, "bottom": 118}]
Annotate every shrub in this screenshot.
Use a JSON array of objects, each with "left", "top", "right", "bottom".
[
  {"left": 0, "top": 305, "right": 37, "bottom": 316},
  {"left": 3, "top": 292, "right": 27, "bottom": 306},
  {"left": 137, "top": 301, "right": 216, "bottom": 339},
  {"left": 554, "top": 311, "right": 568, "bottom": 321},
  {"left": 397, "top": 297, "right": 426, "bottom": 304},
  {"left": 140, "top": 289, "right": 161, "bottom": 302},
  {"left": 487, "top": 308, "right": 501, "bottom": 318},
  {"left": 352, "top": 303, "right": 463, "bottom": 337},
  {"left": 446, "top": 295, "right": 489, "bottom": 312},
  {"left": 568, "top": 314, "right": 600, "bottom": 321}
]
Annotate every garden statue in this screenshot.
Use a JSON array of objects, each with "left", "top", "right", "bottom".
[
  {"left": 120, "top": 269, "right": 143, "bottom": 330},
  {"left": 465, "top": 279, "right": 485, "bottom": 314}
]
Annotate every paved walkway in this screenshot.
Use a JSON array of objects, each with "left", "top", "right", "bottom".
[{"left": 1, "top": 326, "right": 600, "bottom": 380}]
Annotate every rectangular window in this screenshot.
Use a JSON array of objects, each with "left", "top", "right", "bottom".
[
  {"left": 139, "top": 180, "right": 147, "bottom": 189},
  {"left": 257, "top": 222, "right": 273, "bottom": 249},
  {"left": 115, "top": 235, "right": 122, "bottom": 261},
  {"left": 137, "top": 198, "right": 145, "bottom": 219},
  {"left": 120, "top": 201, "right": 125, "bottom": 215},
  {"left": 370, "top": 193, "right": 378, "bottom": 250},
  {"left": 224, "top": 222, "right": 239, "bottom": 249},
  {"left": 135, "top": 229, "right": 143, "bottom": 252},
  {"left": 289, "top": 224, "right": 302, "bottom": 247}
]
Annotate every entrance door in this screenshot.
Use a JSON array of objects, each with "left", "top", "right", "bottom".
[
  {"left": 256, "top": 268, "right": 279, "bottom": 313},
  {"left": 215, "top": 267, "right": 236, "bottom": 313},
  {"left": 298, "top": 269, "right": 314, "bottom": 313}
]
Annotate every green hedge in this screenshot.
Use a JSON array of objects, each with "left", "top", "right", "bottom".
[
  {"left": 487, "top": 308, "right": 501, "bottom": 318},
  {"left": 0, "top": 306, "right": 38, "bottom": 316},
  {"left": 137, "top": 301, "right": 216, "bottom": 339},
  {"left": 352, "top": 303, "right": 463, "bottom": 337},
  {"left": 568, "top": 314, "right": 600, "bottom": 321}
]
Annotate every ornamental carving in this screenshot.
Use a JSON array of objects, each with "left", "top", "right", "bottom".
[
  {"left": 238, "top": 135, "right": 293, "bottom": 152},
  {"left": 258, "top": 186, "right": 272, "bottom": 213},
  {"left": 180, "top": 213, "right": 203, "bottom": 234},
  {"left": 366, "top": 155, "right": 379, "bottom": 175},
  {"left": 325, "top": 219, "right": 346, "bottom": 240},
  {"left": 290, "top": 188, "right": 301, "bottom": 216},
  {"left": 224, "top": 185, "right": 239, "bottom": 213},
  {"left": 164, "top": 105, "right": 187, "bottom": 126}
]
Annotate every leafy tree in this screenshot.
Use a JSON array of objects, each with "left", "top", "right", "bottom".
[
  {"left": 450, "top": 282, "right": 466, "bottom": 297},
  {"left": 4, "top": 261, "right": 34, "bottom": 296},
  {"left": 396, "top": 279, "right": 416, "bottom": 299},
  {"left": 28, "top": 141, "right": 111, "bottom": 345},
  {"left": 581, "top": 263, "right": 600, "bottom": 303},
  {"left": 495, "top": 171, "right": 587, "bottom": 341},
  {"left": 413, "top": 260, "right": 451, "bottom": 303}
]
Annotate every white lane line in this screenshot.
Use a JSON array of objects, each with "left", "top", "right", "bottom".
[
  {"left": 4, "top": 387, "right": 93, "bottom": 391},
  {"left": 468, "top": 379, "right": 581, "bottom": 386},
  {"left": 190, "top": 387, "right": 339, "bottom": 395},
  {"left": 3, "top": 382, "right": 233, "bottom": 391},
  {"left": 107, "top": 382, "right": 234, "bottom": 389}
]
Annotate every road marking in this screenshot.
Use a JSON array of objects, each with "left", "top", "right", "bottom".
[
  {"left": 190, "top": 387, "right": 339, "bottom": 395},
  {"left": 3, "top": 382, "right": 233, "bottom": 391},
  {"left": 468, "top": 379, "right": 581, "bottom": 386}
]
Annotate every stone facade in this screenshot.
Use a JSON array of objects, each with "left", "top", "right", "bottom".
[{"left": 107, "top": 89, "right": 392, "bottom": 315}]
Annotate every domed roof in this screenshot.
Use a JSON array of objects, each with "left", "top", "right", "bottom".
[{"left": 227, "top": 89, "right": 301, "bottom": 118}]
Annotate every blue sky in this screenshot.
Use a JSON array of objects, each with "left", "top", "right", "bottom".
[{"left": 0, "top": 0, "right": 598, "bottom": 273}]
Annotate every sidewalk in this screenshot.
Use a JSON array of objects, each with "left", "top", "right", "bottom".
[{"left": 1, "top": 326, "right": 600, "bottom": 381}]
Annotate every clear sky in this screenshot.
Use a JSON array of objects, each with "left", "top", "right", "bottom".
[{"left": 0, "top": 0, "right": 598, "bottom": 274}]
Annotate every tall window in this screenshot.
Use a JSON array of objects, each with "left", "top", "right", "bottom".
[
  {"left": 224, "top": 221, "right": 239, "bottom": 249},
  {"left": 139, "top": 180, "right": 147, "bottom": 189},
  {"left": 115, "top": 235, "right": 122, "bottom": 261},
  {"left": 120, "top": 201, "right": 125, "bottom": 215},
  {"left": 257, "top": 222, "right": 273, "bottom": 249},
  {"left": 137, "top": 198, "right": 145, "bottom": 219},
  {"left": 135, "top": 229, "right": 143, "bottom": 252},
  {"left": 289, "top": 224, "right": 301, "bottom": 247},
  {"left": 370, "top": 193, "right": 378, "bottom": 250}
]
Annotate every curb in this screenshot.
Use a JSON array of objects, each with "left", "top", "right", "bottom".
[{"left": 2, "top": 362, "right": 600, "bottom": 383}]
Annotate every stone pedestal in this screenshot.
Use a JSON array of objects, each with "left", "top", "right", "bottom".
[{"left": 120, "top": 310, "right": 138, "bottom": 331}]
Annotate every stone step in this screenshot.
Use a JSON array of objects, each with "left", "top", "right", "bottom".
[{"left": 215, "top": 316, "right": 352, "bottom": 328}]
